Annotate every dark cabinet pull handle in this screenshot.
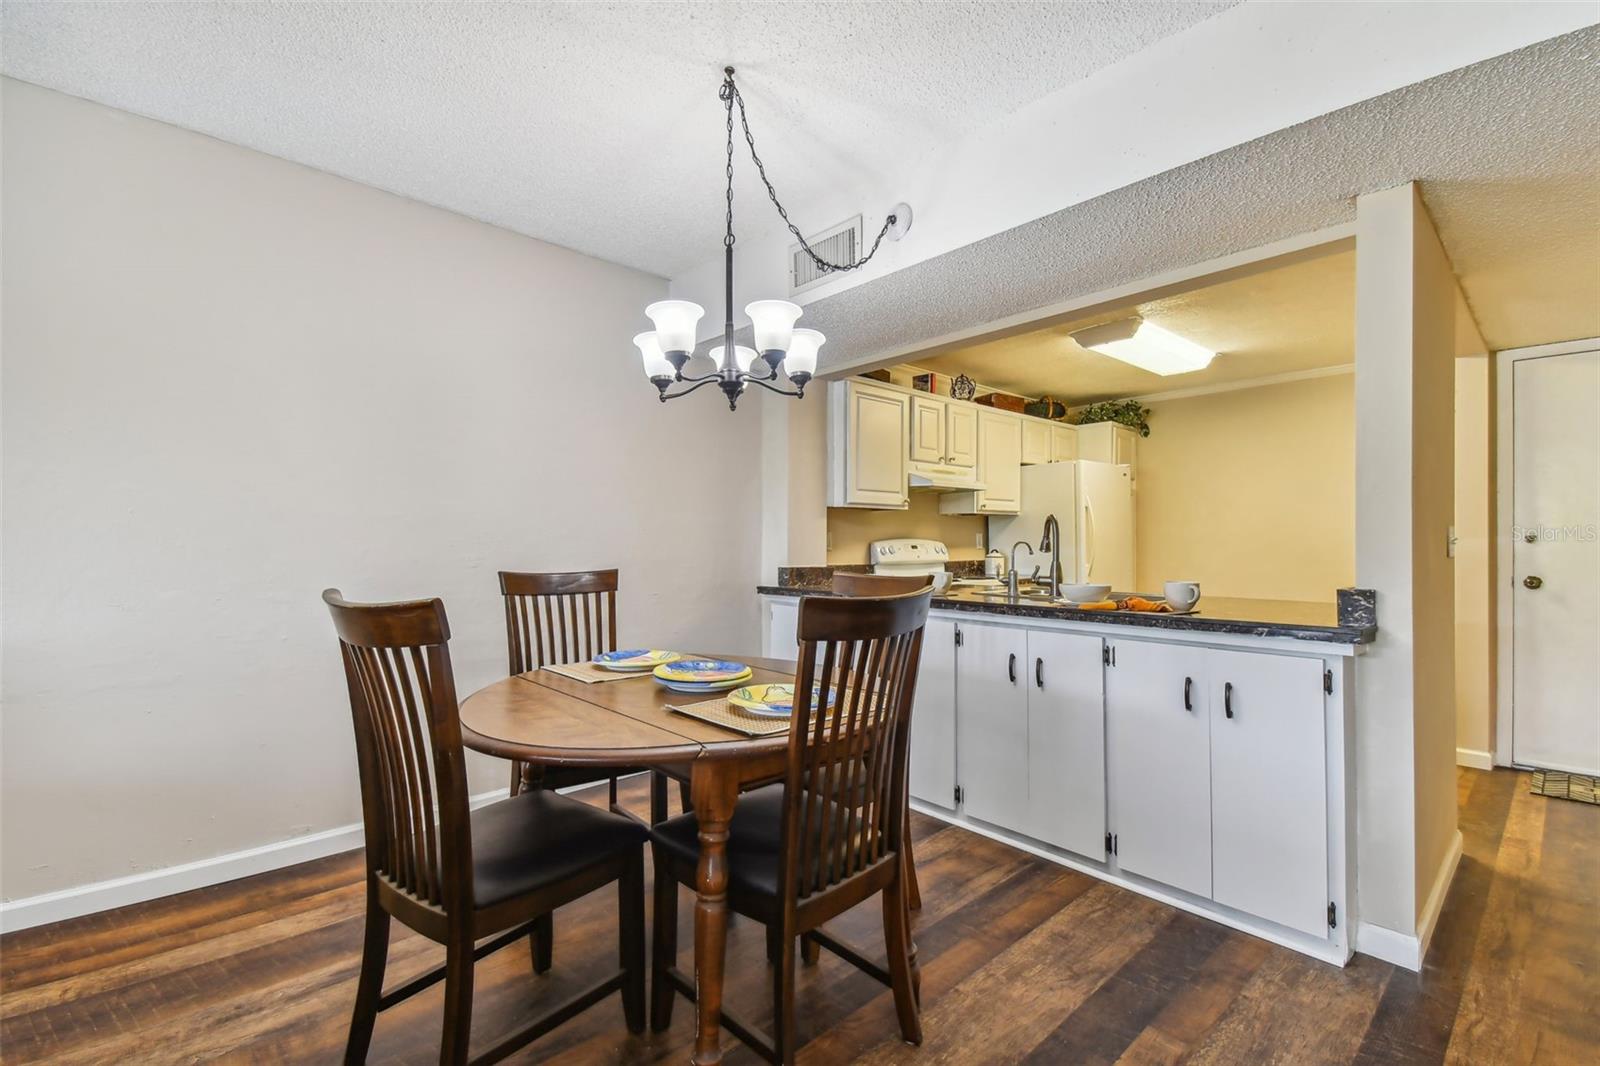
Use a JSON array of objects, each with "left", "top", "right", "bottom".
[
  {"left": 1008, "top": 653, "right": 1017, "bottom": 684},
  {"left": 1184, "top": 676, "right": 1193, "bottom": 712},
  {"left": 1036, "top": 657, "right": 1044, "bottom": 689},
  {"left": 1224, "top": 681, "right": 1234, "bottom": 719}
]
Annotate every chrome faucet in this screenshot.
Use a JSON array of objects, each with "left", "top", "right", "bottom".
[
  {"left": 1039, "top": 513, "right": 1061, "bottom": 599},
  {"left": 1008, "top": 540, "right": 1035, "bottom": 599}
]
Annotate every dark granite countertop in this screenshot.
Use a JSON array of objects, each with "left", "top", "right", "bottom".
[{"left": 757, "top": 584, "right": 1376, "bottom": 645}]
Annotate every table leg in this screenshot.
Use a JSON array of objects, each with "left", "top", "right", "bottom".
[{"left": 690, "top": 760, "right": 738, "bottom": 1066}]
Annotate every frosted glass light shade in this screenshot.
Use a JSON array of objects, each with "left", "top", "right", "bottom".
[
  {"left": 711, "top": 343, "right": 758, "bottom": 373},
  {"left": 1071, "top": 318, "right": 1215, "bottom": 376},
  {"left": 644, "top": 300, "right": 704, "bottom": 354},
  {"left": 633, "top": 331, "right": 674, "bottom": 379},
  {"left": 745, "top": 300, "right": 802, "bottom": 353},
  {"left": 784, "top": 328, "right": 824, "bottom": 376}
]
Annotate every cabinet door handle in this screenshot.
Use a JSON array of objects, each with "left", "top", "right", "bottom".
[
  {"left": 1224, "top": 681, "right": 1234, "bottom": 719},
  {"left": 1036, "top": 657, "right": 1044, "bottom": 689},
  {"left": 1008, "top": 653, "right": 1017, "bottom": 684},
  {"left": 1183, "top": 676, "right": 1193, "bottom": 712}
]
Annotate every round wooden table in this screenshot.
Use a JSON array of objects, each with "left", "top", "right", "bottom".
[{"left": 459, "top": 655, "right": 796, "bottom": 1065}]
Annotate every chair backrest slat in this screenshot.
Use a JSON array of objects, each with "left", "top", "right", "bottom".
[
  {"left": 325, "top": 589, "right": 469, "bottom": 911},
  {"left": 500, "top": 569, "right": 619, "bottom": 673},
  {"left": 782, "top": 590, "right": 931, "bottom": 902}
]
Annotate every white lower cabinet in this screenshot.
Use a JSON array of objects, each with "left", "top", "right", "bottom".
[
  {"left": 759, "top": 594, "right": 1345, "bottom": 960},
  {"left": 909, "top": 617, "right": 958, "bottom": 810},
  {"left": 951, "top": 622, "right": 1106, "bottom": 854},
  {"left": 1208, "top": 650, "right": 1329, "bottom": 937},
  {"left": 954, "top": 621, "right": 1030, "bottom": 831},
  {"left": 763, "top": 598, "right": 799, "bottom": 659},
  {"left": 1023, "top": 629, "right": 1106, "bottom": 857},
  {"left": 1106, "top": 638, "right": 1331, "bottom": 937},
  {"left": 1105, "top": 639, "right": 1213, "bottom": 898}
]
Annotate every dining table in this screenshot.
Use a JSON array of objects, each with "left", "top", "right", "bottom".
[{"left": 458, "top": 653, "right": 797, "bottom": 1066}]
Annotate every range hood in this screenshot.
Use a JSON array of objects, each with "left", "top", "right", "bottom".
[{"left": 908, "top": 465, "right": 984, "bottom": 492}]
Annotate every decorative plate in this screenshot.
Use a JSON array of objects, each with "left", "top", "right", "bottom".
[
  {"left": 653, "top": 659, "right": 752, "bottom": 684},
  {"left": 593, "top": 649, "right": 683, "bottom": 671},
  {"left": 727, "top": 683, "right": 836, "bottom": 718}
]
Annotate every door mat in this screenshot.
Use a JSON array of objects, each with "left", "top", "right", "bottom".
[{"left": 1529, "top": 769, "right": 1598, "bottom": 805}]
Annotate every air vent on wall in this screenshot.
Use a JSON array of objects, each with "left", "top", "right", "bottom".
[{"left": 790, "top": 215, "right": 862, "bottom": 295}]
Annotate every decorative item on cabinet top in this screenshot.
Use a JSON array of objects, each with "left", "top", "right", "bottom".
[
  {"left": 974, "top": 391, "right": 1027, "bottom": 413},
  {"left": 1074, "top": 398, "right": 1153, "bottom": 437},
  {"left": 951, "top": 374, "right": 977, "bottom": 401}
]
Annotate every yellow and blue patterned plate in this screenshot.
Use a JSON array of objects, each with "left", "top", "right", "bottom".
[
  {"left": 593, "top": 649, "right": 684, "bottom": 672},
  {"left": 727, "top": 683, "right": 837, "bottom": 718},
  {"left": 653, "top": 659, "right": 752, "bottom": 684}
]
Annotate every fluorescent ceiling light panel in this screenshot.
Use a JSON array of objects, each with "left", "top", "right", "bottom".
[{"left": 1071, "top": 317, "right": 1216, "bottom": 376}]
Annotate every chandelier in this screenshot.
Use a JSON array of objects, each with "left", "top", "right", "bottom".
[{"left": 635, "top": 67, "right": 911, "bottom": 411}]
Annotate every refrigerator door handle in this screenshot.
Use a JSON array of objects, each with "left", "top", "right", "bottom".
[{"left": 1083, "top": 499, "right": 1096, "bottom": 579}]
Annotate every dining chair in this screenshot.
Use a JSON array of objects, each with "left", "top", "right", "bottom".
[
  {"left": 828, "top": 571, "right": 933, "bottom": 914},
  {"left": 650, "top": 587, "right": 933, "bottom": 1063},
  {"left": 828, "top": 571, "right": 935, "bottom": 597},
  {"left": 324, "top": 589, "right": 646, "bottom": 1065}
]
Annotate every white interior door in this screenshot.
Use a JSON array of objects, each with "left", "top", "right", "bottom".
[
  {"left": 909, "top": 618, "right": 958, "bottom": 809},
  {"left": 1512, "top": 349, "right": 1600, "bottom": 774}
]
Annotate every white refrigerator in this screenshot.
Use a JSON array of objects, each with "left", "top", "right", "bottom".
[{"left": 988, "top": 461, "right": 1135, "bottom": 591}]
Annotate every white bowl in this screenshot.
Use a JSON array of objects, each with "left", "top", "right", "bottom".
[{"left": 1061, "top": 583, "right": 1112, "bottom": 603}]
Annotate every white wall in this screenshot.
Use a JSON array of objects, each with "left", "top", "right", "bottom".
[
  {"left": 670, "top": 3, "right": 1594, "bottom": 343},
  {"left": 1352, "top": 183, "right": 1461, "bottom": 955},
  {"left": 0, "top": 80, "right": 764, "bottom": 904}
]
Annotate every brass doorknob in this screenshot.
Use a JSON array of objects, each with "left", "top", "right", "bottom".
[{"left": 1524, "top": 575, "right": 1543, "bottom": 590}]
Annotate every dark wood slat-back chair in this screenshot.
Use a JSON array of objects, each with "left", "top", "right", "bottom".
[
  {"left": 650, "top": 588, "right": 933, "bottom": 1063},
  {"left": 830, "top": 572, "right": 932, "bottom": 914},
  {"left": 325, "top": 589, "right": 646, "bottom": 1065},
  {"left": 500, "top": 568, "right": 684, "bottom": 973}
]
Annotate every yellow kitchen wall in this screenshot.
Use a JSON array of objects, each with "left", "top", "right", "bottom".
[
  {"left": 827, "top": 493, "right": 987, "bottom": 566},
  {"left": 1134, "top": 371, "right": 1355, "bottom": 601}
]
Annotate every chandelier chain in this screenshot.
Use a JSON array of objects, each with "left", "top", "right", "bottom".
[{"left": 722, "top": 73, "right": 895, "bottom": 274}]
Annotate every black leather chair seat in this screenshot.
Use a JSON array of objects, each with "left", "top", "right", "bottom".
[
  {"left": 652, "top": 784, "right": 863, "bottom": 900},
  {"left": 471, "top": 789, "right": 647, "bottom": 909}
]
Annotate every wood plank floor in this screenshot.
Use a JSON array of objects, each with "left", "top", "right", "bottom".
[{"left": 2, "top": 767, "right": 1594, "bottom": 1064}]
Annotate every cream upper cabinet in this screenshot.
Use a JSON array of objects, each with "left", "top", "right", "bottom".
[
  {"left": 940, "top": 408, "right": 1022, "bottom": 515},
  {"left": 909, "top": 394, "right": 946, "bottom": 464},
  {"left": 1021, "top": 419, "right": 1053, "bottom": 465},
  {"left": 1076, "top": 422, "right": 1137, "bottom": 476},
  {"left": 945, "top": 402, "right": 978, "bottom": 468},
  {"left": 1050, "top": 424, "right": 1079, "bottom": 462},
  {"left": 828, "top": 380, "right": 909, "bottom": 509},
  {"left": 979, "top": 412, "right": 1023, "bottom": 512}
]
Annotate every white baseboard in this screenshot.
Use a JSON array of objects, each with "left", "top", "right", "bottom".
[
  {"left": 1456, "top": 747, "right": 1494, "bottom": 770},
  {"left": 1355, "top": 828, "right": 1463, "bottom": 971},
  {"left": 1354, "top": 921, "right": 1420, "bottom": 969},
  {"left": 1415, "top": 829, "right": 1464, "bottom": 965},
  {"left": 0, "top": 787, "right": 507, "bottom": 935}
]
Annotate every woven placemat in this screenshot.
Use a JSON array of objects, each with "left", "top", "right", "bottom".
[
  {"left": 1530, "top": 769, "right": 1598, "bottom": 805},
  {"left": 537, "top": 662, "right": 654, "bottom": 685},
  {"left": 666, "top": 696, "right": 796, "bottom": 737}
]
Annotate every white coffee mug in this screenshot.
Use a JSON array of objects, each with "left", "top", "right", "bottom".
[{"left": 1164, "top": 581, "right": 1201, "bottom": 611}]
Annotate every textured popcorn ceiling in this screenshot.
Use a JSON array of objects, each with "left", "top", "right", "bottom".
[
  {"left": 0, "top": 0, "right": 1231, "bottom": 278},
  {"left": 794, "top": 28, "right": 1600, "bottom": 367},
  {"left": 915, "top": 248, "right": 1355, "bottom": 405}
]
